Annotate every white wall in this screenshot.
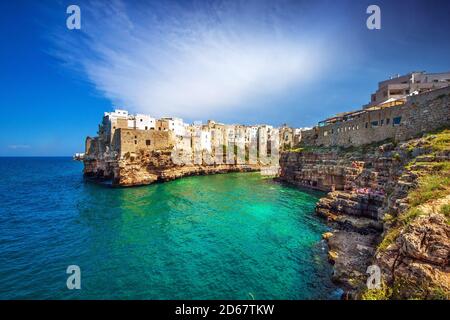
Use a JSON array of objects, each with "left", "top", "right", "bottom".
[
  {"left": 200, "top": 130, "right": 212, "bottom": 151},
  {"left": 162, "top": 117, "right": 186, "bottom": 136},
  {"left": 135, "top": 114, "right": 156, "bottom": 130}
]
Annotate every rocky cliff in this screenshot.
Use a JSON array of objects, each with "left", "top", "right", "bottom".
[
  {"left": 279, "top": 128, "right": 450, "bottom": 299},
  {"left": 84, "top": 148, "right": 261, "bottom": 186}
]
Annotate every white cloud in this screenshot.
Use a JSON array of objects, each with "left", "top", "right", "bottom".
[
  {"left": 53, "top": 0, "right": 331, "bottom": 120},
  {"left": 8, "top": 144, "right": 31, "bottom": 150}
]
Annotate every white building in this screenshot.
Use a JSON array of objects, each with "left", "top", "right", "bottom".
[
  {"left": 200, "top": 129, "right": 212, "bottom": 152},
  {"left": 104, "top": 109, "right": 129, "bottom": 120},
  {"left": 245, "top": 126, "right": 259, "bottom": 144},
  {"left": 225, "top": 125, "right": 236, "bottom": 144},
  {"left": 365, "top": 71, "right": 450, "bottom": 108},
  {"left": 234, "top": 126, "right": 246, "bottom": 145},
  {"left": 104, "top": 109, "right": 156, "bottom": 131},
  {"left": 133, "top": 114, "right": 156, "bottom": 130},
  {"left": 103, "top": 109, "right": 129, "bottom": 128},
  {"left": 160, "top": 117, "right": 186, "bottom": 136}
]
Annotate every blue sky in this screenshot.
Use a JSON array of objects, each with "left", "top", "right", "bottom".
[{"left": 0, "top": 0, "right": 449, "bottom": 156}]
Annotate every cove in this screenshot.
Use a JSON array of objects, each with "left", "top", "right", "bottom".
[{"left": 0, "top": 157, "right": 340, "bottom": 299}]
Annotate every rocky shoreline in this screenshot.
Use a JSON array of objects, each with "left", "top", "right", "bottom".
[
  {"left": 279, "top": 130, "right": 450, "bottom": 299},
  {"left": 84, "top": 149, "right": 261, "bottom": 187}
]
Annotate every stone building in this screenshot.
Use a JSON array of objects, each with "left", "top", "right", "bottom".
[
  {"left": 279, "top": 125, "right": 294, "bottom": 151},
  {"left": 364, "top": 71, "right": 450, "bottom": 109},
  {"left": 157, "top": 117, "right": 186, "bottom": 136},
  {"left": 302, "top": 86, "right": 450, "bottom": 148},
  {"left": 112, "top": 128, "right": 174, "bottom": 155},
  {"left": 99, "top": 109, "right": 156, "bottom": 146}
]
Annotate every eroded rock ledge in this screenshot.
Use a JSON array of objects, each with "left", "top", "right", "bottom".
[
  {"left": 84, "top": 149, "right": 261, "bottom": 187},
  {"left": 278, "top": 132, "right": 450, "bottom": 299}
]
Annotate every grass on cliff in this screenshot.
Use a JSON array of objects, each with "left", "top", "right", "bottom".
[
  {"left": 425, "top": 127, "right": 450, "bottom": 152},
  {"left": 440, "top": 204, "right": 450, "bottom": 225},
  {"left": 440, "top": 204, "right": 450, "bottom": 217},
  {"left": 378, "top": 173, "right": 450, "bottom": 251},
  {"left": 361, "top": 282, "right": 392, "bottom": 300},
  {"left": 288, "top": 145, "right": 334, "bottom": 153},
  {"left": 408, "top": 174, "right": 450, "bottom": 207},
  {"left": 404, "top": 128, "right": 450, "bottom": 208},
  {"left": 378, "top": 128, "right": 450, "bottom": 252},
  {"left": 377, "top": 227, "right": 401, "bottom": 251},
  {"left": 361, "top": 278, "right": 450, "bottom": 300}
]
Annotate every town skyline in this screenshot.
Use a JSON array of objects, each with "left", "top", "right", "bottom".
[{"left": 1, "top": 0, "right": 450, "bottom": 156}]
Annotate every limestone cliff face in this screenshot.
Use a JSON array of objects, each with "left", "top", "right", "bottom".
[
  {"left": 279, "top": 131, "right": 450, "bottom": 299},
  {"left": 84, "top": 148, "right": 261, "bottom": 187}
]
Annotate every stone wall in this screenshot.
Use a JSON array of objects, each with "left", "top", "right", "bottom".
[
  {"left": 278, "top": 151, "right": 361, "bottom": 192},
  {"left": 112, "top": 128, "right": 175, "bottom": 156},
  {"left": 302, "top": 86, "right": 450, "bottom": 147}
]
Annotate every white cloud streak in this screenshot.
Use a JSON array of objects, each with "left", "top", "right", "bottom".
[
  {"left": 52, "top": 0, "right": 332, "bottom": 120},
  {"left": 8, "top": 144, "right": 31, "bottom": 150}
]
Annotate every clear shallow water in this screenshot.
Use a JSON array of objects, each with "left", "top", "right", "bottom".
[{"left": 0, "top": 157, "right": 339, "bottom": 299}]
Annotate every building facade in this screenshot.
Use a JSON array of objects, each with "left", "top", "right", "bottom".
[{"left": 365, "top": 71, "right": 450, "bottom": 109}]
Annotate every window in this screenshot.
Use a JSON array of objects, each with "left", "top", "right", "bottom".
[
  {"left": 134, "top": 140, "right": 137, "bottom": 144},
  {"left": 386, "top": 118, "right": 390, "bottom": 125},
  {"left": 140, "top": 119, "right": 143, "bottom": 122},
  {"left": 146, "top": 140, "right": 151, "bottom": 146},
  {"left": 365, "top": 122, "right": 368, "bottom": 129},
  {"left": 393, "top": 116, "right": 402, "bottom": 126},
  {"left": 380, "top": 119, "right": 384, "bottom": 126},
  {"left": 371, "top": 121, "right": 379, "bottom": 128},
  {"left": 145, "top": 126, "right": 148, "bottom": 130}
]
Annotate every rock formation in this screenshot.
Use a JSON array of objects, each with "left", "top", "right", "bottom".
[
  {"left": 279, "top": 129, "right": 450, "bottom": 299},
  {"left": 84, "top": 147, "right": 261, "bottom": 187}
]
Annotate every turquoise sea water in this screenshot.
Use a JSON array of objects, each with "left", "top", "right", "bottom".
[{"left": 0, "top": 157, "right": 339, "bottom": 299}]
